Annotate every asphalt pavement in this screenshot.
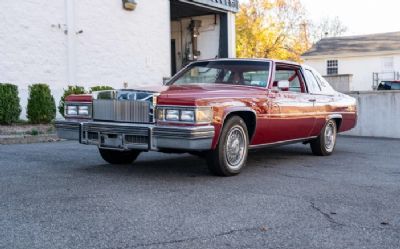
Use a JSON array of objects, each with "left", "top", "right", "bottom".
[{"left": 0, "top": 136, "right": 399, "bottom": 249}]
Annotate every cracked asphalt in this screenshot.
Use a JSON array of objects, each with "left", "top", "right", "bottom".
[{"left": 0, "top": 136, "right": 399, "bottom": 249}]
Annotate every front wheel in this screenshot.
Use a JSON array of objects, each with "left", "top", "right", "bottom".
[
  {"left": 99, "top": 148, "right": 141, "bottom": 164},
  {"left": 310, "top": 120, "right": 337, "bottom": 156},
  {"left": 206, "top": 116, "right": 249, "bottom": 176}
]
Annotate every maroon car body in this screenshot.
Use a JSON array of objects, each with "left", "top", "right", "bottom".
[{"left": 56, "top": 59, "right": 357, "bottom": 176}]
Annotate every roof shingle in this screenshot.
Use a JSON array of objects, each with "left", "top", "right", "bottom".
[{"left": 302, "top": 31, "right": 400, "bottom": 57}]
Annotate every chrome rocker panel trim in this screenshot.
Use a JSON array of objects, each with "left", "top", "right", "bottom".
[{"left": 55, "top": 120, "right": 215, "bottom": 151}]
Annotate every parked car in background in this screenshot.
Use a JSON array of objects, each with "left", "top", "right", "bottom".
[
  {"left": 55, "top": 59, "right": 357, "bottom": 176},
  {"left": 377, "top": 81, "right": 400, "bottom": 90}
]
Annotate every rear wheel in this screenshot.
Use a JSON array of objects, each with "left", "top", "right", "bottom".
[
  {"left": 99, "top": 148, "right": 141, "bottom": 164},
  {"left": 310, "top": 120, "right": 337, "bottom": 156},
  {"left": 206, "top": 116, "right": 249, "bottom": 176}
]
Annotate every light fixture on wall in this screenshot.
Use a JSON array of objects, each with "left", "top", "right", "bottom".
[{"left": 122, "top": 0, "right": 137, "bottom": 11}]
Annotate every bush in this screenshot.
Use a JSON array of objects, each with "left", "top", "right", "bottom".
[
  {"left": 89, "top": 85, "right": 114, "bottom": 93},
  {"left": 27, "top": 84, "right": 56, "bottom": 124},
  {"left": 58, "top": 85, "right": 86, "bottom": 117},
  {"left": 0, "top": 83, "right": 21, "bottom": 125}
]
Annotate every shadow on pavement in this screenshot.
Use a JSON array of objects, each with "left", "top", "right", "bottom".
[{"left": 74, "top": 144, "right": 314, "bottom": 178}]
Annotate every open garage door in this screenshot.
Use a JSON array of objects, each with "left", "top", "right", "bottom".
[{"left": 170, "top": 0, "right": 237, "bottom": 74}]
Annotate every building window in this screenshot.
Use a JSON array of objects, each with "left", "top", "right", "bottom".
[
  {"left": 327, "top": 60, "right": 338, "bottom": 75},
  {"left": 382, "top": 57, "right": 394, "bottom": 72}
]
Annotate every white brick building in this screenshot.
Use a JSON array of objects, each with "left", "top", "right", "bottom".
[{"left": 0, "top": 0, "right": 238, "bottom": 118}]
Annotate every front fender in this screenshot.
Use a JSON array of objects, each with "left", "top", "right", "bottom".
[{"left": 211, "top": 107, "right": 257, "bottom": 149}]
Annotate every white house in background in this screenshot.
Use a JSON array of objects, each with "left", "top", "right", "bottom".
[
  {"left": 0, "top": 0, "right": 238, "bottom": 118},
  {"left": 302, "top": 31, "right": 400, "bottom": 92}
]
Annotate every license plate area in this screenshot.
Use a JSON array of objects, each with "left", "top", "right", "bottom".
[
  {"left": 98, "top": 133, "right": 149, "bottom": 150},
  {"left": 100, "top": 133, "right": 123, "bottom": 149},
  {"left": 80, "top": 122, "right": 151, "bottom": 151}
]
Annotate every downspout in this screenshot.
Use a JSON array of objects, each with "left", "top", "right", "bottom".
[{"left": 66, "top": 0, "right": 77, "bottom": 84}]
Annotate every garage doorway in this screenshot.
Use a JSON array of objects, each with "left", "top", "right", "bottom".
[{"left": 170, "top": 0, "right": 229, "bottom": 74}]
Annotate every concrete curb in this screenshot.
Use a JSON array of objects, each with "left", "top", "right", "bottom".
[{"left": 0, "top": 134, "right": 61, "bottom": 145}]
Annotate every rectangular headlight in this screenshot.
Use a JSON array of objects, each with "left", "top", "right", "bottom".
[
  {"left": 165, "top": 109, "right": 180, "bottom": 121},
  {"left": 156, "top": 106, "right": 212, "bottom": 124},
  {"left": 66, "top": 105, "right": 77, "bottom": 115},
  {"left": 180, "top": 110, "right": 195, "bottom": 122},
  {"left": 78, "top": 106, "right": 89, "bottom": 116}
]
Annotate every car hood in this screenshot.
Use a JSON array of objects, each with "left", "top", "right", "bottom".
[
  {"left": 156, "top": 84, "right": 267, "bottom": 105},
  {"left": 93, "top": 84, "right": 266, "bottom": 105}
]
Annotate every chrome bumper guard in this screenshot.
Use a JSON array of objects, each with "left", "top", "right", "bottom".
[
  {"left": 55, "top": 120, "right": 81, "bottom": 140},
  {"left": 55, "top": 120, "right": 214, "bottom": 151}
]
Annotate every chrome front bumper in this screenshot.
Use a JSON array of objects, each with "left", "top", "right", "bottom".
[
  {"left": 55, "top": 120, "right": 81, "bottom": 140},
  {"left": 55, "top": 120, "right": 215, "bottom": 151}
]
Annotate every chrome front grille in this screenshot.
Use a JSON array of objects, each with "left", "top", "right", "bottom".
[
  {"left": 125, "top": 135, "right": 148, "bottom": 145},
  {"left": 93, "top": 99, "right": 151, "bottom": 123}
]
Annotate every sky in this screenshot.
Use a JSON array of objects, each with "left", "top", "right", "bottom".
[{"left": 300, "top": 0, "right": 400, "bottom": 36}]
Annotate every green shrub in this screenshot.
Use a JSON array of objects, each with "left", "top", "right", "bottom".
[
  {"left": 89, "top": 85, "right": 114, "bottom": 93},
  {"left": 0, "top": 83, "right": 21, "bottom": 125},
  {"left": 58, "top": 85, "right": 86, "bottom": 117},
  {"left": 27, "top": 84, "right": 56, "bottom": 124},
  {"left": 30, "top": 128, "right": 39, "bottom": 136}
]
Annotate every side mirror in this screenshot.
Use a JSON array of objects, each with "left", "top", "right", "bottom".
[{"left": 277, "top": 80, "right": 289, "bottom": 91}]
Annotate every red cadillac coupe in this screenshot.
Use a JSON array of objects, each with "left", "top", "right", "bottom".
[{"left": 56, "top": 59, "right": 357, "bottom": 176}]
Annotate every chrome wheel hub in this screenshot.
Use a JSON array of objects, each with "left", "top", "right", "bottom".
[
  {"left": 225, "top": 126, "right": 246, "bottom": 169},
  {"left": 324, "top": 123, "right": 336, "bottom": 152}
]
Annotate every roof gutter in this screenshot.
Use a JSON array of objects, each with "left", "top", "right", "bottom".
[{"left": 302, "top": 50, "right": 400, "bottom": 60}]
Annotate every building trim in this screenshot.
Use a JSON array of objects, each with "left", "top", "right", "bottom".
[
  {"left": 219, "top": 13, "right": 228, "bottom": 58},
  {"left": 178, "top": 0, "right": 239, "bottom": 13},
  {"left": 303, "top": 50, "right": 400, "bottom": 60}
]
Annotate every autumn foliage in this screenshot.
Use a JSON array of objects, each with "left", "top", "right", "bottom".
[{"left": 236, "top": 0, "right": 311, "bottom": 62}]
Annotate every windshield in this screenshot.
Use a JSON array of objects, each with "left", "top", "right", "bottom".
[{"left": 170, "top": 61, "right": 271, "bottom": 87}]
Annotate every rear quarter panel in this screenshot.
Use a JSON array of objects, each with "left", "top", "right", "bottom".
[{"left": 309, "top": 93, "right": 357, "bottom": 136}]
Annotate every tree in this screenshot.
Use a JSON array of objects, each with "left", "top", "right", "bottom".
[
  {"left": 236, "top": 0, "right": 311, "bottom": 62},
  {"left": 310, "top": 16, "right": 348, "bottom": 41}
]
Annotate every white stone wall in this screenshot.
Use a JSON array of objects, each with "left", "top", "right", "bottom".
[
  {"left": 0, "top": 0, "right": 171, "bottom": 119},
  {"left": 304, "top": 53, "right": 400, "bottom": 91},
  {"left": 343, "top": 91, "right": 400, "bottom": 139}
]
